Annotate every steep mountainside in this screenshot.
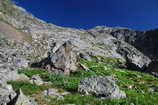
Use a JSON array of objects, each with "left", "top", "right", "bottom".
[{"left": 0, "top": 0, "right": 158, "bottom": 105}]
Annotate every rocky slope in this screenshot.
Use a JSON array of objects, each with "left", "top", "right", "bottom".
[{"left": 0, "top": 0, "right": 158, "bottom": 105}]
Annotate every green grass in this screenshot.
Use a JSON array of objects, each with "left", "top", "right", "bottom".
[
  {"left": 7, "top": 81, "right": 48, "bottom": 95},
  {"left": 41, "top": 73, "right": 83, "bottom": 92},
  {"left": 43, "top": 69, "right": 158, "bottom": 105},
  {"left": 15, "top": 57, "right": 158, "bottom": 105},
  {"left": 18, "top": 68, "right": 48, "bottom": 77},
  {"left": 48, "top": 93, "right": 158, "bottom": 105}
]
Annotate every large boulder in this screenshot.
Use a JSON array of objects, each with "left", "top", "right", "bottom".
[
  {"left": 78, "top": 76, "right": 126, "bottom": 99},
  {"left": 50, "top": 40, "right": 77, "bottom": 73},
  {"left": 34, "top": 40, "right": 78, "bottom": 75}
]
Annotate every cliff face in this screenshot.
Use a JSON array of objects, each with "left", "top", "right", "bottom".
[
  {"left": 0, "top": 0, "right": 158, "bottom": 104},
  {"left": 0, "top": 0, "right": 157, "bottom": 71}
]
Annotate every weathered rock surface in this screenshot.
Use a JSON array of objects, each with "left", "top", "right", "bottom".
[
  {"left": 43, "top": 88, "right": 70, "bottom": 100},
  {"left": 78, "top": 76, "right": 126, "bottom": 98},
  {"left": 115, "top": 40, "right": 151, "bottom": 70},
  {"left": 14, "top": 89, "right": 38, "bottom": 105},
  {"left": 34, "top": 40, "right": 78, "bottom": 74},
  {"left": 0, "top": 84, "right": 37, "bottom": 105},
  {"left": 30, "top": 74, "right": 44, "bottom": 85},
  {"left": 50, "top": 40, "right": 77, "bottom": 73},
  {"left": 88, "top": 26, "right": 152, "bottom": 70},
  {"left": 0, "top": 85, "right": 16, "bottom": 105},
  {"left": 0, "top": 0, "right": 156, "bottom": 73}
]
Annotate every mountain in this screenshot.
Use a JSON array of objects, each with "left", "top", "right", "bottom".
[{"left": 0, "top": 0, "right": 158, "bottom": 105}]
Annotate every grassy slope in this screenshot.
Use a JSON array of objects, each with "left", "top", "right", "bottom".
[{"left": 8, "top": 57, "right": 158, "bottom": 105}]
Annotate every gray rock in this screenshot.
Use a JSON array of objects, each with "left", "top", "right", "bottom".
[
  {"left": 78, "top": 76, "right": 126, "bottom": 99},
  {"left": 50, "top": 40, "right": 77, "bottom": 73},
  {"left": 0, "top": 83, "right": 38, "bottom": 105},
  {"left": 130, "top": 103, "right": 135, "bottom": 105},
  {"left": 30, "top": 74, "right": 44, "bottom": 85},
  {"left": 43, "top": 88, "right": 70, "bottom": 100},
  {"left": 35, "top": 40, "right": 78, "bottom": 75},
  {"left": 14, "top": 89, "right": 38, "bottom": 105},
  {"left": 148, "top": 86, "right": 158, "bottom": 93},
  {"left": 115, "top": 40, "right": 151, "bottom": 70},
  {"left": 0, "top": 85, "right": 16, "bottom": 105}
]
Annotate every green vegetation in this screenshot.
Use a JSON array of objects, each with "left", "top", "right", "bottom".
[
  {"left": 18, "top": 68, "right": 48, "bottom": 77},
  {"left": 41, "top": 73, "right": 82, "bottom": 92},
  {"left": 11, "top": 57, "right": 158, "bottom": 105},
  {"left": 46, "top": 92, "right": 158, "bottom": 105},
  {"left": 7, "top": 81, "right": 48, "bottom": 95}
]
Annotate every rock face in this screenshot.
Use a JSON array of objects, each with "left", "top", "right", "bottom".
[
  {"left": 115, "top": 40, "right": 151, "bottom": 70},
  {"left": 88, "top": 26, "right": 152, "bottom": 70},
  {"left": 134, "top": 29, "right": 158, "bottom": 59},
  {"left": 78, "top": 76, "right": 126, "bottom": 98},
  {"left": 0, "top": 0, "right": 156, "bottom": 73}
]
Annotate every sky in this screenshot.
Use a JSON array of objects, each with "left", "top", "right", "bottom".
[{"left": 13, "top": 0, "right": 158, "bottom": 30}]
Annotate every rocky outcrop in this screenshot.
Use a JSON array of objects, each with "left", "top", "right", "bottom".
[
  {"left": 89, "top": 26, "right": 158, "bottom": 71},
  {"left": 50, "top": 40, "right": 77, "bottom": 74},
  {"left": 133, "top": 30, "right": 158, "bottom": 59},
  {"left": 1, "top": 0, "right": 154, "bottom": 73},
  {"left": 31, "top": 40, "right": 78, "bottom": 74},
  {"left": 78, "top": 76, "right": 126, "bottom": 98},
  {"left": 0, "top": 85, "right": 37, "bottom": 105},
  {"left": 14, "top": 89, "right": 38, "bottom": 105},
  {"left": 88, "top": 26, "right": 143, "bottom": 45},
  {"left": 0, "top": 85, "right": 16, "bottom": 105},
  {"left": 115, "top": 40, "right": 151, "bottom": 70}
]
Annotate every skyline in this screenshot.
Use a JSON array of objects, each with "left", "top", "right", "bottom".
[{"left": 13, "top": 0, "right": 158, "bottom": 30}]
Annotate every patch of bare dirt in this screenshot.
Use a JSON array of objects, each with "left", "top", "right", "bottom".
[{"left": 0, "top": 21, "right": 31, "bottom": 41}]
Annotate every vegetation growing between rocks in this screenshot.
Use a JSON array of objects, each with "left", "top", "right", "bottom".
[
  {"left": 18, "top": 68, "right": 48, "bottom": 78},
  {"left": 7, "top": 81, "right": 48, "bottom": 95},
  {"left": 10, "top": 57, "right": 158, "bottom": 105}
]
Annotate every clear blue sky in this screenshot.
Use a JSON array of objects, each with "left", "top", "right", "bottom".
[{"left": 13, "top": 0, "right": 158, "bottom": 30}]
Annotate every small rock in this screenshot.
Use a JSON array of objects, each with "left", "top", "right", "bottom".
[
  {"left": 148, "top": 86, "right": 158, "bottom": 93},
  {"left": 43, "top": 88, "right": 70, "bottom": 100},
  {"left": 30, "top": 74, "right": 44, "bottom": 85},
  {"left": 123, "top": 85, "right": 133, "bottom": 89},
  {"left": 130, "top": 103, "right": 135, "bottom": 105}
]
